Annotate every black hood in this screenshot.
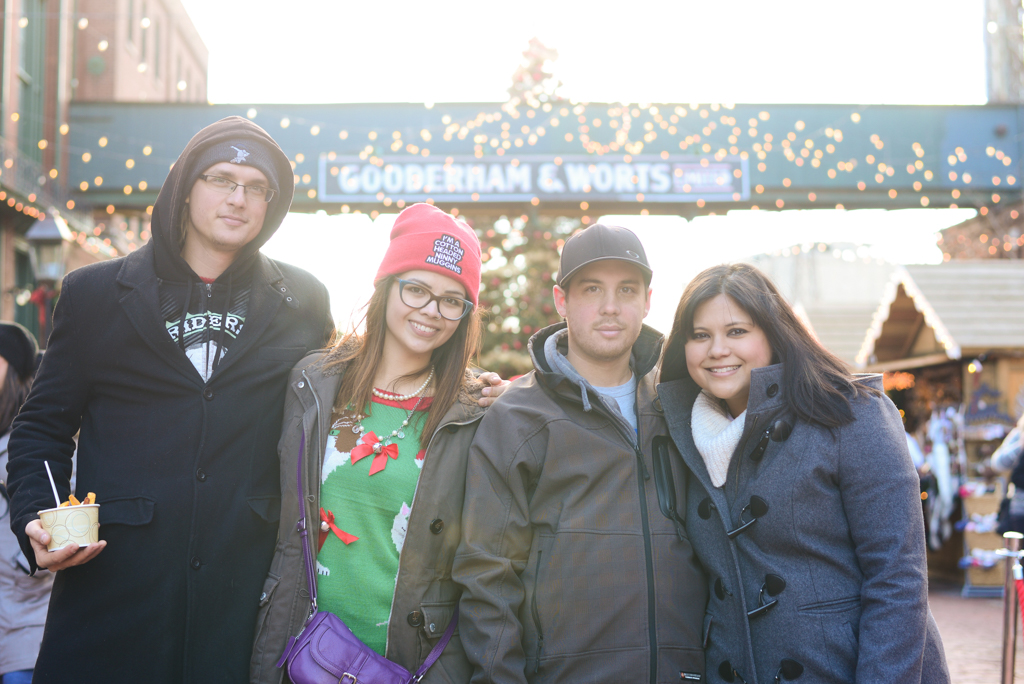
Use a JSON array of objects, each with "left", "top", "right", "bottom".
[{"left": 151, "top": 116, "right": 295, "bottom": 281}]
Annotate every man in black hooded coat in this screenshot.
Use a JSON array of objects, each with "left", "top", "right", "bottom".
[{"left": 5, "top": 116, "right": 333, "bottom": 683}]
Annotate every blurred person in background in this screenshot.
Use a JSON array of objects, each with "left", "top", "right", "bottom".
[
  {"left": 988, "top": 413, "right": 1024, "bottom": 535},
  {"left": 0, "top": 323, "right": 42, "bottom": 684}
]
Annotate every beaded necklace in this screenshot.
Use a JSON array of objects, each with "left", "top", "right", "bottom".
[{"left": 351, "top": 366, "right": 435, "bottom": 455}]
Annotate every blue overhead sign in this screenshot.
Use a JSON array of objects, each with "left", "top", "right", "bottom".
[
  {"left": 319, "top": 154, "right": 749, "bottom": 203},
  {"left": 65, "top": 101, "right": 1023, "bottom": 214}
]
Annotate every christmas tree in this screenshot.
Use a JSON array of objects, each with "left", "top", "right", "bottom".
[
  {"left": 938, "top": 202, "right": 1024, "bottom": 259},
  {"left": 507, "top": 38, "right": 563, "bottom": 108},
  {"left": 474, "top": 214, "right": 581, "bottom": 378},
  {"left": 469, "top": 39, "right": 578, "bottom": 378}
]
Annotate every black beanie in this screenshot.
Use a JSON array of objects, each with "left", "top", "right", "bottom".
[
  {"left": 0, "top": 322, "right": 38, "bottom": 380},
  {"left": 184, "top": 138, "right": 281, "bottom": 194}
]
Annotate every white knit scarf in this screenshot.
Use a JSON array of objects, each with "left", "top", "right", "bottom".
[{"left": 691, "top": 390, "right": 747, "bottom": 488}]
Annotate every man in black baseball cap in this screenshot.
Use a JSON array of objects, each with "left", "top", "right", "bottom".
[
  {"left": 455, "top": 223, "right": 706, "bottom": 683},
  {"left": 556, "top": 222, "right": 652, "bottom": 289}
]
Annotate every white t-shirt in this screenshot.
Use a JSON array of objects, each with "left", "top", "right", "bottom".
[{"left": 594, "top": 374, "right": 638, "bottom": 434}]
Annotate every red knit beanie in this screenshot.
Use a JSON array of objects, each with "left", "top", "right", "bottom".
[{"left": 374, "top": 203, "right": 481, "bottom": 305}]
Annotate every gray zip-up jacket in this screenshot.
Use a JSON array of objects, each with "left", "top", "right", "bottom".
[{"left": 453, "top": 323, "right": 707, "bottom": 684}]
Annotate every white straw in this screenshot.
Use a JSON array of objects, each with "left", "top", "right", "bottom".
[{"left": 43, "top": 461, "right": 61, "bottom": 508}]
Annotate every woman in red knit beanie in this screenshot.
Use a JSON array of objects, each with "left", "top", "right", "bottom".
[{"left": 252, "top": 203, "right": 504, "bottom": 684}]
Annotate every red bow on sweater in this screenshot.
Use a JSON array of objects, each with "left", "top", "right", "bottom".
[
  {"left": 350, "top": 431, "right": 399, "bottom": 475},
  {"left": 318, "top": 508, "right": 358, "bottom": 552}
]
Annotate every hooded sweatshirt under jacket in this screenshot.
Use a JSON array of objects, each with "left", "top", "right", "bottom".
[{"left": 152, "top": 116, "right": 295, "bottom": 382}]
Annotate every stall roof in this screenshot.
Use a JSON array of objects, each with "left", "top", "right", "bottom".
[{"left": 856, "top": 261, "right": 1024, "bottom": 370}]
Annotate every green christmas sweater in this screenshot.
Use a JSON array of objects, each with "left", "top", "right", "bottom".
[{"left": 316, "top": 394, "right": 433, "bottom": 655}]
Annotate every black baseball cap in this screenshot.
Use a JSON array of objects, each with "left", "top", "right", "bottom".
[{"left": 557, "top": 224, "right": 652, "bottom": 288}]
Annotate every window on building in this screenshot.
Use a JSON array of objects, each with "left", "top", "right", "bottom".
[
  {"left": 140, "top": 3, "right": 147, "bottom": 65},
  {"left": 154, "top": 19, "right": 161, "bottom": 77},
  {"left": 127, "top": 0, "right": 134, "bottom": 45},
  {"left": 14, "top": 247, "right": 40, "bottom": 340},
  {"left": 17, "top": 1, "right": 45, "bottom": 163}
]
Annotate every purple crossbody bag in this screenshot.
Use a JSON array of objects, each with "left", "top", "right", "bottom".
[{"left": 275, "top": 433, "right": 459, "bottom": 684}]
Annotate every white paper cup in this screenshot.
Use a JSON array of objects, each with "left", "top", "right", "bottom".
[{"left": 38, "top": 504, "right": 100, "bottom": 550}]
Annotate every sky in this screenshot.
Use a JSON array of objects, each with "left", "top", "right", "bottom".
[{"left": 179, "top": 0, "right": 991, "bottom": 333}]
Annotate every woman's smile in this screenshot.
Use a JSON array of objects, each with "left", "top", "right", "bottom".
[{"left": 685, "top": 293, "right": 773, "bottom": 417}]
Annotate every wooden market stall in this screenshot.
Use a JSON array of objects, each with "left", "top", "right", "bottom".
[{"left": 857, "top": 260, "right": 1024, "bottom": 595}]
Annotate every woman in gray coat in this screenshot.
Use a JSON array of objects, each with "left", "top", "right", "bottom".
[{"left": 657, "top": 264, "right": 949, "bottom": 683}]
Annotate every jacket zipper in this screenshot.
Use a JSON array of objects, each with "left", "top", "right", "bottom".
[
  {"left": 632, "top": 442, "right": 658, "bottom": 684},
  {"left": 531, "top": 550, "right": 545, "bottom": 674},
  {"left": 617, "top": 396, "right": 657, "bottom": 684},
  {"left": 560, "top": 383, "right": 659, "bottom": 684}
]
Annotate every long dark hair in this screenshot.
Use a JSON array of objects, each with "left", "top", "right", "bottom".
[
  {"left": 0, "top": 366, "right": 32, "bottom": 435},
  {"left": 661, "top": 263, "right": 872, "bottom": 428},
  {"left": 323, "top": 275, "right": 482, "bottom": 440}
]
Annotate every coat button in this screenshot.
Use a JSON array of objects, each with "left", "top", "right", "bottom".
[
  {"left": 196, "top": 468, "right": 206, "bottom": 482},
  {"left": 445, "top": 425, "right": 458, "bottom": 434},
  {"left": 778, "top": 658, "right": 804, "bottom": 680},
  {"left": 697, "top": 497, "right": 715, "bottom": 520},
  {"left": 297, "top": 381, "right": 305, "bottom": 389},
  {"left": 430, "top": 519, "right": 444, "bottom": 534},
  {"left": 771, "top": 420, "right": 792, "bottom": 442},
  {"left": 653, "top": 397, "right": 663, "bottom": 412},
  {"left": 407, "top": 610, "right": 424, "bottom": 627},
  {"left": 429, "top": 622, "right": 437, "bottom": 633},
  {"left": 714, "top": 577, "right": 731, "bottom": 600},
  {"left": 203, "top": 387, "right": 214, "bottom": 400},
  {"left": 190, "top": 556, "right": 201, "bottom": 570},
  {"left": 767, "top": 383, "right": 779, "bottom": 398}
]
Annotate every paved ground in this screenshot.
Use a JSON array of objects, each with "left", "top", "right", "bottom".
[{"left": 930, "top": 580, "right": 1024, "bottom": 683}]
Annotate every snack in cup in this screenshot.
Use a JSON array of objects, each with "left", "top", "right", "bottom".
[{"left": 38, "top": 493, "right": 99, "bottom": 550}]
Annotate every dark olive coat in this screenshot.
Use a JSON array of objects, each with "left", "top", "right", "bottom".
[{"left": 249, "top": 351, "right": 488, "bottom": 684}]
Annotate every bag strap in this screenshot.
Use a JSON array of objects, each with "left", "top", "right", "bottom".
[
  {"left": 411, "top": 605, "right": 459, "bottom": 681},
  {"left": 296, "top": 432, "right": 319, "bottom": 617},
  {"left": 294, "top": 426, "right": 461, "bottom": 675}
]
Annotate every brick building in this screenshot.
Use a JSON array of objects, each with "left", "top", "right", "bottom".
[
  {"left": 73, "top": 0, "right": 207, "bottom": 103},
  {"left": 0, "top": 0, "right": 206, "bottom": 341}
]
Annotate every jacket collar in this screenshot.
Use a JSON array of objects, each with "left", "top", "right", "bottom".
[
  {"left": 116, "top": 241, "right": 285, "bottom": 289},
  {"left": 657, "top": 364, "right": 788, "bottom": 502},
  {"left": 115, "top": 242, "right": 287, "bottom": 384},
  {"left": 743, "top": 364, "right": 787, "bottom": 424},
  {"left": 526, "top": 321, "right": 664, "bottom": 398}
]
